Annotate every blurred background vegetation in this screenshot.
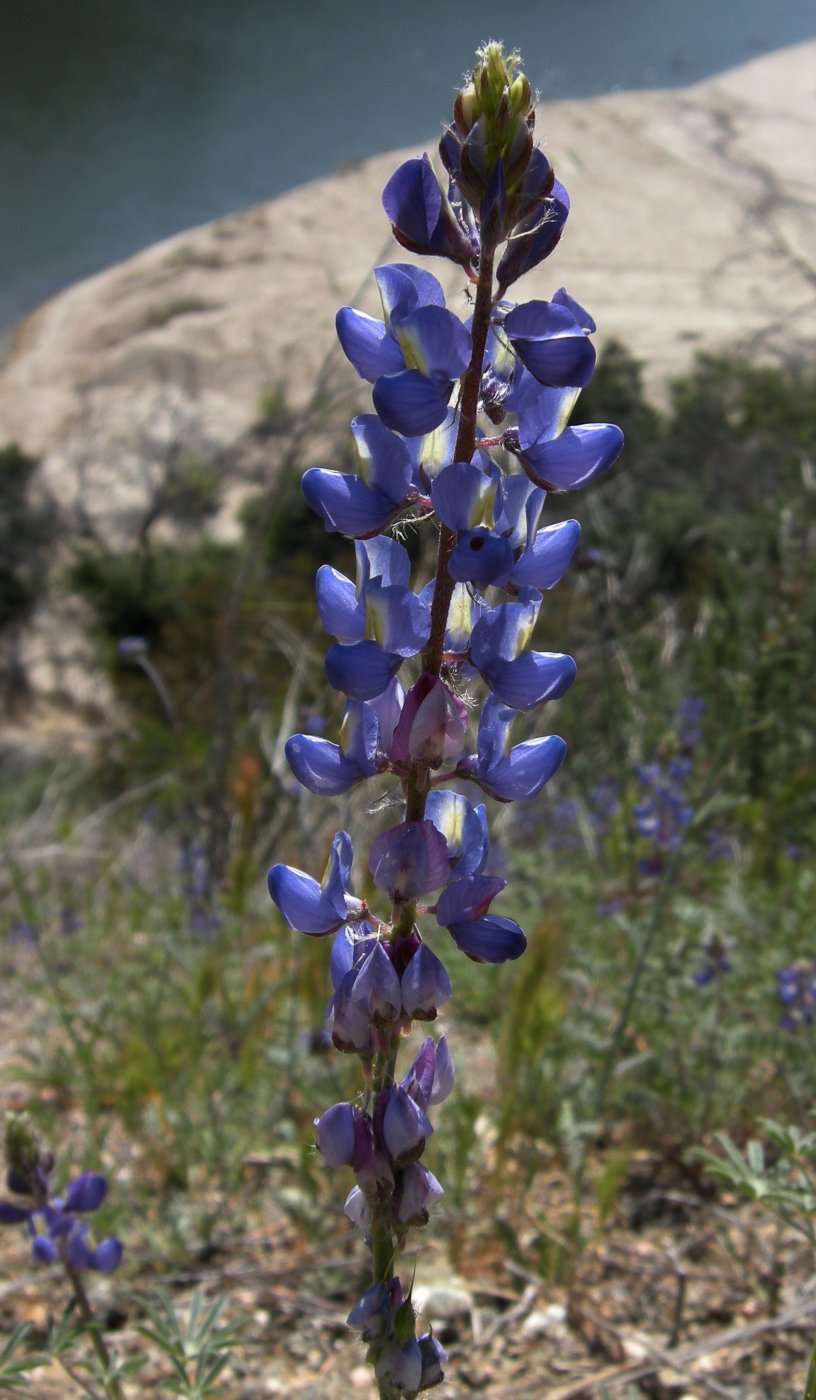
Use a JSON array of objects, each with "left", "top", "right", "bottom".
[{"left": 1, "top": 338, "right": 814, "bottom": 1294}]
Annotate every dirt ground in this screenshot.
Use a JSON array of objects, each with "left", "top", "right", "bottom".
[{"left": 1, "top": 1146, "right": 813, "bottom": 1400}]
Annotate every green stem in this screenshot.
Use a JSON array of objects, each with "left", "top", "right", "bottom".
[
  {"left": 421, "top": 241, "right": 497, "bottom": 679},
  {"left": 62, "top": 1258, "right": 124, "bottom": 1400},
  {"left": 367, "top": 240, "right": 499, "bottom": 1394},
  {"left": 806, "top": 1335, "right": 816, "bottom": 1400}
]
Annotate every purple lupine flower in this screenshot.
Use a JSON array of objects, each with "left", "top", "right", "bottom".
[
  {"left": 496, "top": 177, "right": 570, "bottom": 293},
  {"left": 394, "top": 1162, "right": 443, "bottom": 1226},
  {"left": 347, "top": 1282, "right": 400, "bottom": 1340},
  {"left": 314, "top": 1103, "right": 381, "bottom": 1179},
  {"left": 692, "top": 934, "right": 733, "bottom": 987},
  {"left": 369, "top": 820, "right": 451, "bottom": 902},
  {"left": 302, "top": 415, "right": 418, "bottom": 539},
  {"left": 431, "top": 458, "right": 581, "bottom": 592},
  {"left": 502, "top": 295, "right": 597, "bottom": 389},
  {"left": 380, "top": 1087, "right": 433, "bottom": 1165},
  {"left": 270, "top": 41, "right": 624, "bottom": 1394},
  {"left": 9, "top": 919, "right": 38, "bottom": 946},
  {"left": 778, "top": 961, "right": 816, "bottom": 1030},
  {"left": 435, "top": 876, "right": 526, "bottom": 963},
  {"left": 425, "top": 790, "right": 489, "bottom": 877},
  {"left": 389, "top": 674, "right": 468, "bottom": 770},
  {"left": 400, "top": 944, "right": 453, "bottom": 1020},
  {"left": 402, "top": 1036, "right": 455, "bottom": 1110},
  {"left": 268, "top": 830, "right": 364, "bottom": 936},
  {"left": 383, "top": 155, "right": 477, "bottom": 269},
  {"left": 459, "top": 694, "right": 567, "bottom": 801},
  {"left": 320, "top": 538, "right": 431, "bottom": 701},
  {"left": 469, "top": 589, "right": 577, "bottom": 710},
  {"left": 344, "top": 1184, "right": 372, "bottom": 1235},
  {"left": 337, "top": 264, "right": 471, "bottom": 435},
  {"left": 351, "top": 943, "right": 403, "bottom": 1027},
  {"left": 375, "top": 1338, "right": 423, "bottom": 1394},
  {"left": 285, "top": 700, "right": 384, "bottom": 796},
  {"left": 0, "top": 1171, "right": 123, "bottom": 1274}
]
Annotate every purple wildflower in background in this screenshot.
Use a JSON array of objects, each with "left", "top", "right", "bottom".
[
  {"left": 267, "top": 42, "right": 623, "bottom": 1397},
  {"left": 9, "top": 919, "right": 39, "bottom": 946},
  {"left": 0, "top": 1117, "right": 123, "bottom": 1276},
  {"left": 778, "top": 960, "right": 816, "bottom": 1030},
  {"left": 693, "top": 935, "right": 733, "bottom": 987}
]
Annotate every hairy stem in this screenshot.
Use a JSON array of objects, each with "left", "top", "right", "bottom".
[
  {"left": 421, "top": 240, "right": 497, "bottom": 679},
  {"left": 62, "top": 1259, "right": 124, "bottom": 1400},
  {"left": 367, "top": 242, "right": 499, "bottom": 1394}
]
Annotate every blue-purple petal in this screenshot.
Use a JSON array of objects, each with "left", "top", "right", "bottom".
[
  {"left": 373, "top": 369, "right": 453, "bottom": 436},
  {"left": 32, "top": 1234, "right": 59, "bottom": 1264},
  {"left": 350, "top": 415, "right": 415, "bottom": 498},
  {"left": 369, "top": 820, "right": 450, "bottom": 900},
  {"left": 88, "top": 1237, "right": 124, "bottom": 1274},
  {"left": 285, "top": 735, "right": 367, "bottom": 796},
  {"left": 315, "top": 564, "right": 364, "bottom": 641},
  {"left": 0, "top": 1202, "right": 30, "bottom": 1224},
  {"left": 504, "top": 299, "right": 596, "bottom": 387},
  {"left": 480, "top": 734, "right": 567, "bottom": 801},
  {"left": 436, "top": 874, "right": 505, "bottom": 926},
  {"left": 315, "top": 1102, "right": 357, "bottom": 1167},
  {"left": 268, "top": 864, "right": 344, "bottom": 936},
  {"left": 401, "top": 944, "right": 452, "bottom": 1019},
  {"left": 478, "top": 650, "right": 577, "bottom": 711},
  {"left": 510, "top": 519, "right": 581, "bottom": 588},
  {"left": 302, "top": 469, "right": 402, "bottom": 539},
  {"left": 394, "top": 304, "right": 471, "bottom": 381},
  {"left": 449, "top": 530, "right": 515, "bottom": 588},
  {"left": 374, "top": 260, "right": 446, "bottom": 322},
  {"left": 335, "top": 307, "right": 405, "bottom": 382},
  {"left": 430, "top": 460, "right": 495, "bottom": 532},
  {"left": 448, "top": 915, "right": 527, "bottom": 963},
  {"left": 521, "top": 424, "right": 625, "bottom": 491},
  {"left": 325, "top": 640, "right": 403, "bottom": 701},
  {"left": 63, "top": 1173, "right": 107, "bottom": 1214}
]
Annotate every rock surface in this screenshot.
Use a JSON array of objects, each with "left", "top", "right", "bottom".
[{"left": 1, "top": 40, "right": 814, "bottom": 720}]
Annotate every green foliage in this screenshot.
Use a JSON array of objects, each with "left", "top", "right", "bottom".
[
  {"left": 2, "top": 344, "right": 815, "bottom": 1382},
  {"left": 494, "top": 919, "right": 568, "bottom": 1150},
  {"left": 135, "top": 1289, "right": 244, "bottom": 1399},
  {"left": 691, "top": 1118, "right": 816, "bottom": 1250},
  {"left": 0, "top": 441, "right": 58, "bottom": 633},
  {"left": 0, "top": 1324, "right": 47, "bottom": 1392},
  {"left": 564, "top": 348, "right": 816, "bottom": 849},
  {"left": 68, "top": 539, "right": 238, "bottom": 654},
  {"left": 255, "top": 382, "right": 296, "bottom": 435}
]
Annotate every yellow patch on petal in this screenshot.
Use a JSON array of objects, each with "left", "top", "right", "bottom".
[{"left": 394, "top": 324, "right": 428, "bottom": 376}]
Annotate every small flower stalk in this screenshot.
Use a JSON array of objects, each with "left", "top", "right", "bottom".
[
  {"left": 0, "top": 1113, "right": 125, "bottom": 1399},
  {"left": 268, "top": 42, "right": 623, "bottom": 1397}
]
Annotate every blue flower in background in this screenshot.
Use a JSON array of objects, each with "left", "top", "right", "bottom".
[
  {"left": 0, "top": 1171, "right": 123, "bottom": 1274},
  {"left": 778, "top": 961, "right": 816, "bottom": 1030}
]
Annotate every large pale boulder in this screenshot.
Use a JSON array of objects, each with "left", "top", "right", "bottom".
[{"left": 0, "top": 40, "right": 814, "bottom": 723}]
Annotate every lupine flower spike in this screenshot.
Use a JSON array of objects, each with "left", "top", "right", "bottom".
[{"left": 268, "top": 42, "right": 623, "bottom": 1398}]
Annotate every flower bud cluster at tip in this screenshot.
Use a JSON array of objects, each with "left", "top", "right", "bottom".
[
  {"left": 267, "top": 40, "right": 623, "bottom": 1398},
  {"left": 0, "top": 1115, "right": 123, "bottom": 1275}
]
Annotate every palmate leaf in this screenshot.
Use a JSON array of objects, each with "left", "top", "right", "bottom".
[
  {"left": 134, "top": 1287, "right": 243, "bottom": 1398},
  {"left": 0, "top": 1323, "right": 48, "bottom": 1390},
  {"left": 697, "top": 1133, "right": 770, "bottom": 1189},
  {"left": 758, "top": 1117, "right": 816, "bottom": 1161}
]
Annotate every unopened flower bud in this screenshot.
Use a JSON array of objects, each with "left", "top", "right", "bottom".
[
  {"left": 394, "top": 1162, "right": 443, "bottom": 1226},
  {"left": 401, "top": 944, "right": 452, "bottom": 1021},
  {"left": 381, "top": 1086, "right": 433, "bottom": 1164},
  {"left": 418, "top": 1333, "right": 447, "bottom": 1391},
  {"left": 347, "top": 1282, "right": 395, "bottom": 1340}
]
